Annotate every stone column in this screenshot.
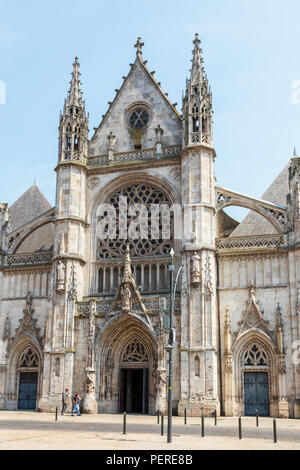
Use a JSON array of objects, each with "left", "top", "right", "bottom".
[{"left": 82, "top": 299, "right": 97, "bottom": 414}]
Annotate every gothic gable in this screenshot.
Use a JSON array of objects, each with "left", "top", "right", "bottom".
[
  {"left": 233, "top": 282, "right": 274, "bottom": 346},
  {"left": 89, "top": 48, "right": 182, "bottom": 156},
  {"left": 108, "top": 245, "right": 151, "bottom": 325},
  {"left": 12, "top": 292, "right": 41, "bottom": 346}
]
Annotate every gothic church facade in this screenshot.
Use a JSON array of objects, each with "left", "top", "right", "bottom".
[{"left": 0, "top": 36, "right": 300, "bottom": 418}]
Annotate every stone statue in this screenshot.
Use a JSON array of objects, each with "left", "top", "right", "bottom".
[
  {"left": 2, "top": 316, "right": 10, "bottom": 342},
  {"left": 191, "top": 251, "right": 201, "bottom": 284},
  {"left": 155, "top": 369, "right": 167, "bottom": 414},
  {"left": 56, "top": 260, "right": 65, "bottom": 292},
  {"left": 120, "top": 284, "right": 132, "bottom": 313},
  {"left": 105, "top": 369, "right": 112, "bottom": 400}
]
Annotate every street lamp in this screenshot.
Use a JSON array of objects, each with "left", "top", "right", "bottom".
[{"left": 166, "top": 248, "right": 182, "bottom": 443}]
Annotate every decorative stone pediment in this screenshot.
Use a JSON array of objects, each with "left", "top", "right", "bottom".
[
  {"left": 108, "top": 244, "right": 151, "bottom": 325},
  {"left": 233, "top": 281, "right": 273, "bottom": 345},
  {"left": 13, "top": 292, "right": 41, "bottom": 345}
]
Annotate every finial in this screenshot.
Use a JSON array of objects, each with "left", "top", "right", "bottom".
[
  {"left": 33, "top": 178, "right": 37, "bottom": 186},
  {"left": 193, "top": 33, "right": 201, "bottom": 48},
  {"left": 293, "top": 147, "right": 297, "bottom": 157},
  {"left": 134, "top": 37, "right": 144, "bottom": 55}
]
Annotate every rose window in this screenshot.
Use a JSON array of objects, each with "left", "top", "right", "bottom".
[
  {"left": 128, "top": 108, "right": 149, "bottom": 129},
  {"left": 97, "top": 183, "right": 173, "bottom": 259}
]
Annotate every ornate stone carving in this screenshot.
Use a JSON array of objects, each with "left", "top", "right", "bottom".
[
  {"left": 67, "top": 265, "right": 77, "bottom": 301},
  {"left": 87, "top": 145, "right": 182, "bottom": 167},
  {"left": 2, "top": 316, "right": 10, "bottom": 342},
  {"left": 170, "top": 167, "right": 181, "bottom": 182},
  {"left": 108, "top": 245, "right": 151, "bottom": 324},
  {"left": 216, "top": 234, "right": 284, "bottom": 252},
  {"left": 7, "top": 251, "right": 53, "bottom": 266},
  {"left": 105, "top": 369, "right": 112, "bottom": 400},
  {"left": 234, "top": 282, "right": 271, "bottom": 340},
  {"left": 191, "top": 251, "right": 201, "bottom": 285},
  {"left": 155, "top": 368, "right": 167, "bottom": 413},
  {"left": 120, "top": 284, "right": 132, "bottom": 313},
  {"left": 13, "top": 293, "right": 41, "bottom": 344},
  {"left": 87, "top": 176, "right": 100, "bottom": 191},
  {"left": 56, "top": 260, "right": 65, "bottom": 292}
]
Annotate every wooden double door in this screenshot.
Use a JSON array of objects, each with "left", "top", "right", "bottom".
[
  {"left": 18, "top": 372, "right": 38, "bottom": 410},
  {"left": 244, "top": 372, "right": 270, "bottom": 416}
]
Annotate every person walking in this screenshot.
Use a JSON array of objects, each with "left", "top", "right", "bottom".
[
  {"left": 71, "top": 393, "right": 81, "bottom": 416},
  {"left": 61, "top": 388, "right": 69, "bottom": 415}
]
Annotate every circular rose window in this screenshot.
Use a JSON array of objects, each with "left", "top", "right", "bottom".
[{"left": 128, "top": 107, "right": 149, "bottom": 129}]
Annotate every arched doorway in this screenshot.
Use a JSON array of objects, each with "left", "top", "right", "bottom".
[
  {"left": 17, "top": 346, "right": 40, "bottom": 410},
  {"left": 241, "top": 341, "right": 270, "bottom": 416},
  {"left": 119, "top": 338, "right": 149, "bottom": 413},
  {"left": 96, "top": 314, "right": 157, "bottom": 415}
]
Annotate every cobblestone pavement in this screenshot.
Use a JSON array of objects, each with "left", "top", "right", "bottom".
[{"left": 0, "top": 411, "right": 299, "bottom": 450}]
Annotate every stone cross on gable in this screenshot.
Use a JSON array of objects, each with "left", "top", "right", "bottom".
[{"left": 134, "top": 37, "right": 144, "bottom": 55}]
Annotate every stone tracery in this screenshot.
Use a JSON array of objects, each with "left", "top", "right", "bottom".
[{"left": 97, "top": 183, "right": 173, "bottom": 259}]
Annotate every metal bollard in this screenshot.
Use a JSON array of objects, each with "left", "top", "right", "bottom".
[
  {"left": 201, "top": 410, "right": 205, "bottom": 437},
  {"left": 238, "top": 416, "right": 242, "bottom": 439},
  {"left": 256, "top": 409, "right": 259, "bottom": 427},
  {"left": 123, "top": 412, "right": 127, "bottom": 435},
  {"left": 161, "top": 413, "right": 164, "bottom": 436},
  {"left": 184, "top": 408, "right": 187, "bottom": 425},
  {"left": 214, "top": 409, "right": 217, "bottom": 426},
  {"left": 157, "top": 410, "right": 160, "bottom": 424},
  {"left": 55, "top": 407, "right": 58, "bottom": 421},
  {"left": 273, "top": 417, "right": 277, "bottom": 443}
]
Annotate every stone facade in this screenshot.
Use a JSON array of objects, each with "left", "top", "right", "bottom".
[{"left": 0, "top": 35, "right": 299, "bottom": 418}]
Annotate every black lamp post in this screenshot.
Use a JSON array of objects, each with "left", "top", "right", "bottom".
[
  {"left": 166, "top": 248, "right": 182, "bottom": 444},
  {"left": 166, "top": 248, "right": 175, "bottom": 443}
]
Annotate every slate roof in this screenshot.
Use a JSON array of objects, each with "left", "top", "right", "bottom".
[{"left": 9, "top": 184, "right": 51, "bottom": 232}]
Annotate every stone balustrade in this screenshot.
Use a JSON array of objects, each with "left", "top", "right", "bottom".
[{"left": 87, "top": 144, "right": 182, "bottom": 167}]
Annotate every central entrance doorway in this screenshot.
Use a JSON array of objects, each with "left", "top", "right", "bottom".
[
  {"left": 120, "top": 368, "right": 149, "bottom": 413},
  {"left": 18, "top": 372, "right": 38, "bottom": 410},
  {"left": 244, "top": 371, "right": 270, "bottom": 416}
]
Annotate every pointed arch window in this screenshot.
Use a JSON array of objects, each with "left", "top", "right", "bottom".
[
  {"left": 18, "top": 348, "right": 39, "bottom": 368},
  {"left": 74, "top": 135, "right": 80, "bottom": 151},
  {"left": 192, "top": 104, "right": 198, "bottom": 114},
  {"left": 192, "top": 116, "right": 199, "bottom": 133},
  {"left": 66, "top": 134, "right": 72, "bottom": 150},
  {"left": 242, "top": 343, "right": 269, "bottom": 367}
]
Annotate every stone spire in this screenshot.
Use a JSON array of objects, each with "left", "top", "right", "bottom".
[
  {"left": 66, "top": 57, "right": 84, "bottom": 108},
  {"left": 58, "top": 57, "right": 89, "bottom": 163},
  {"left": 190, "top": 33, "right": 204, "bottom": 86},
  {"left": 182, "top": 34, "right": 213, "bottom": 147}
]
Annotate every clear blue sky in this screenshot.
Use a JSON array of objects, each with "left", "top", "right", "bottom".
[{"left": 1, "top": 0, "right": 300, "bottom": 221}]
